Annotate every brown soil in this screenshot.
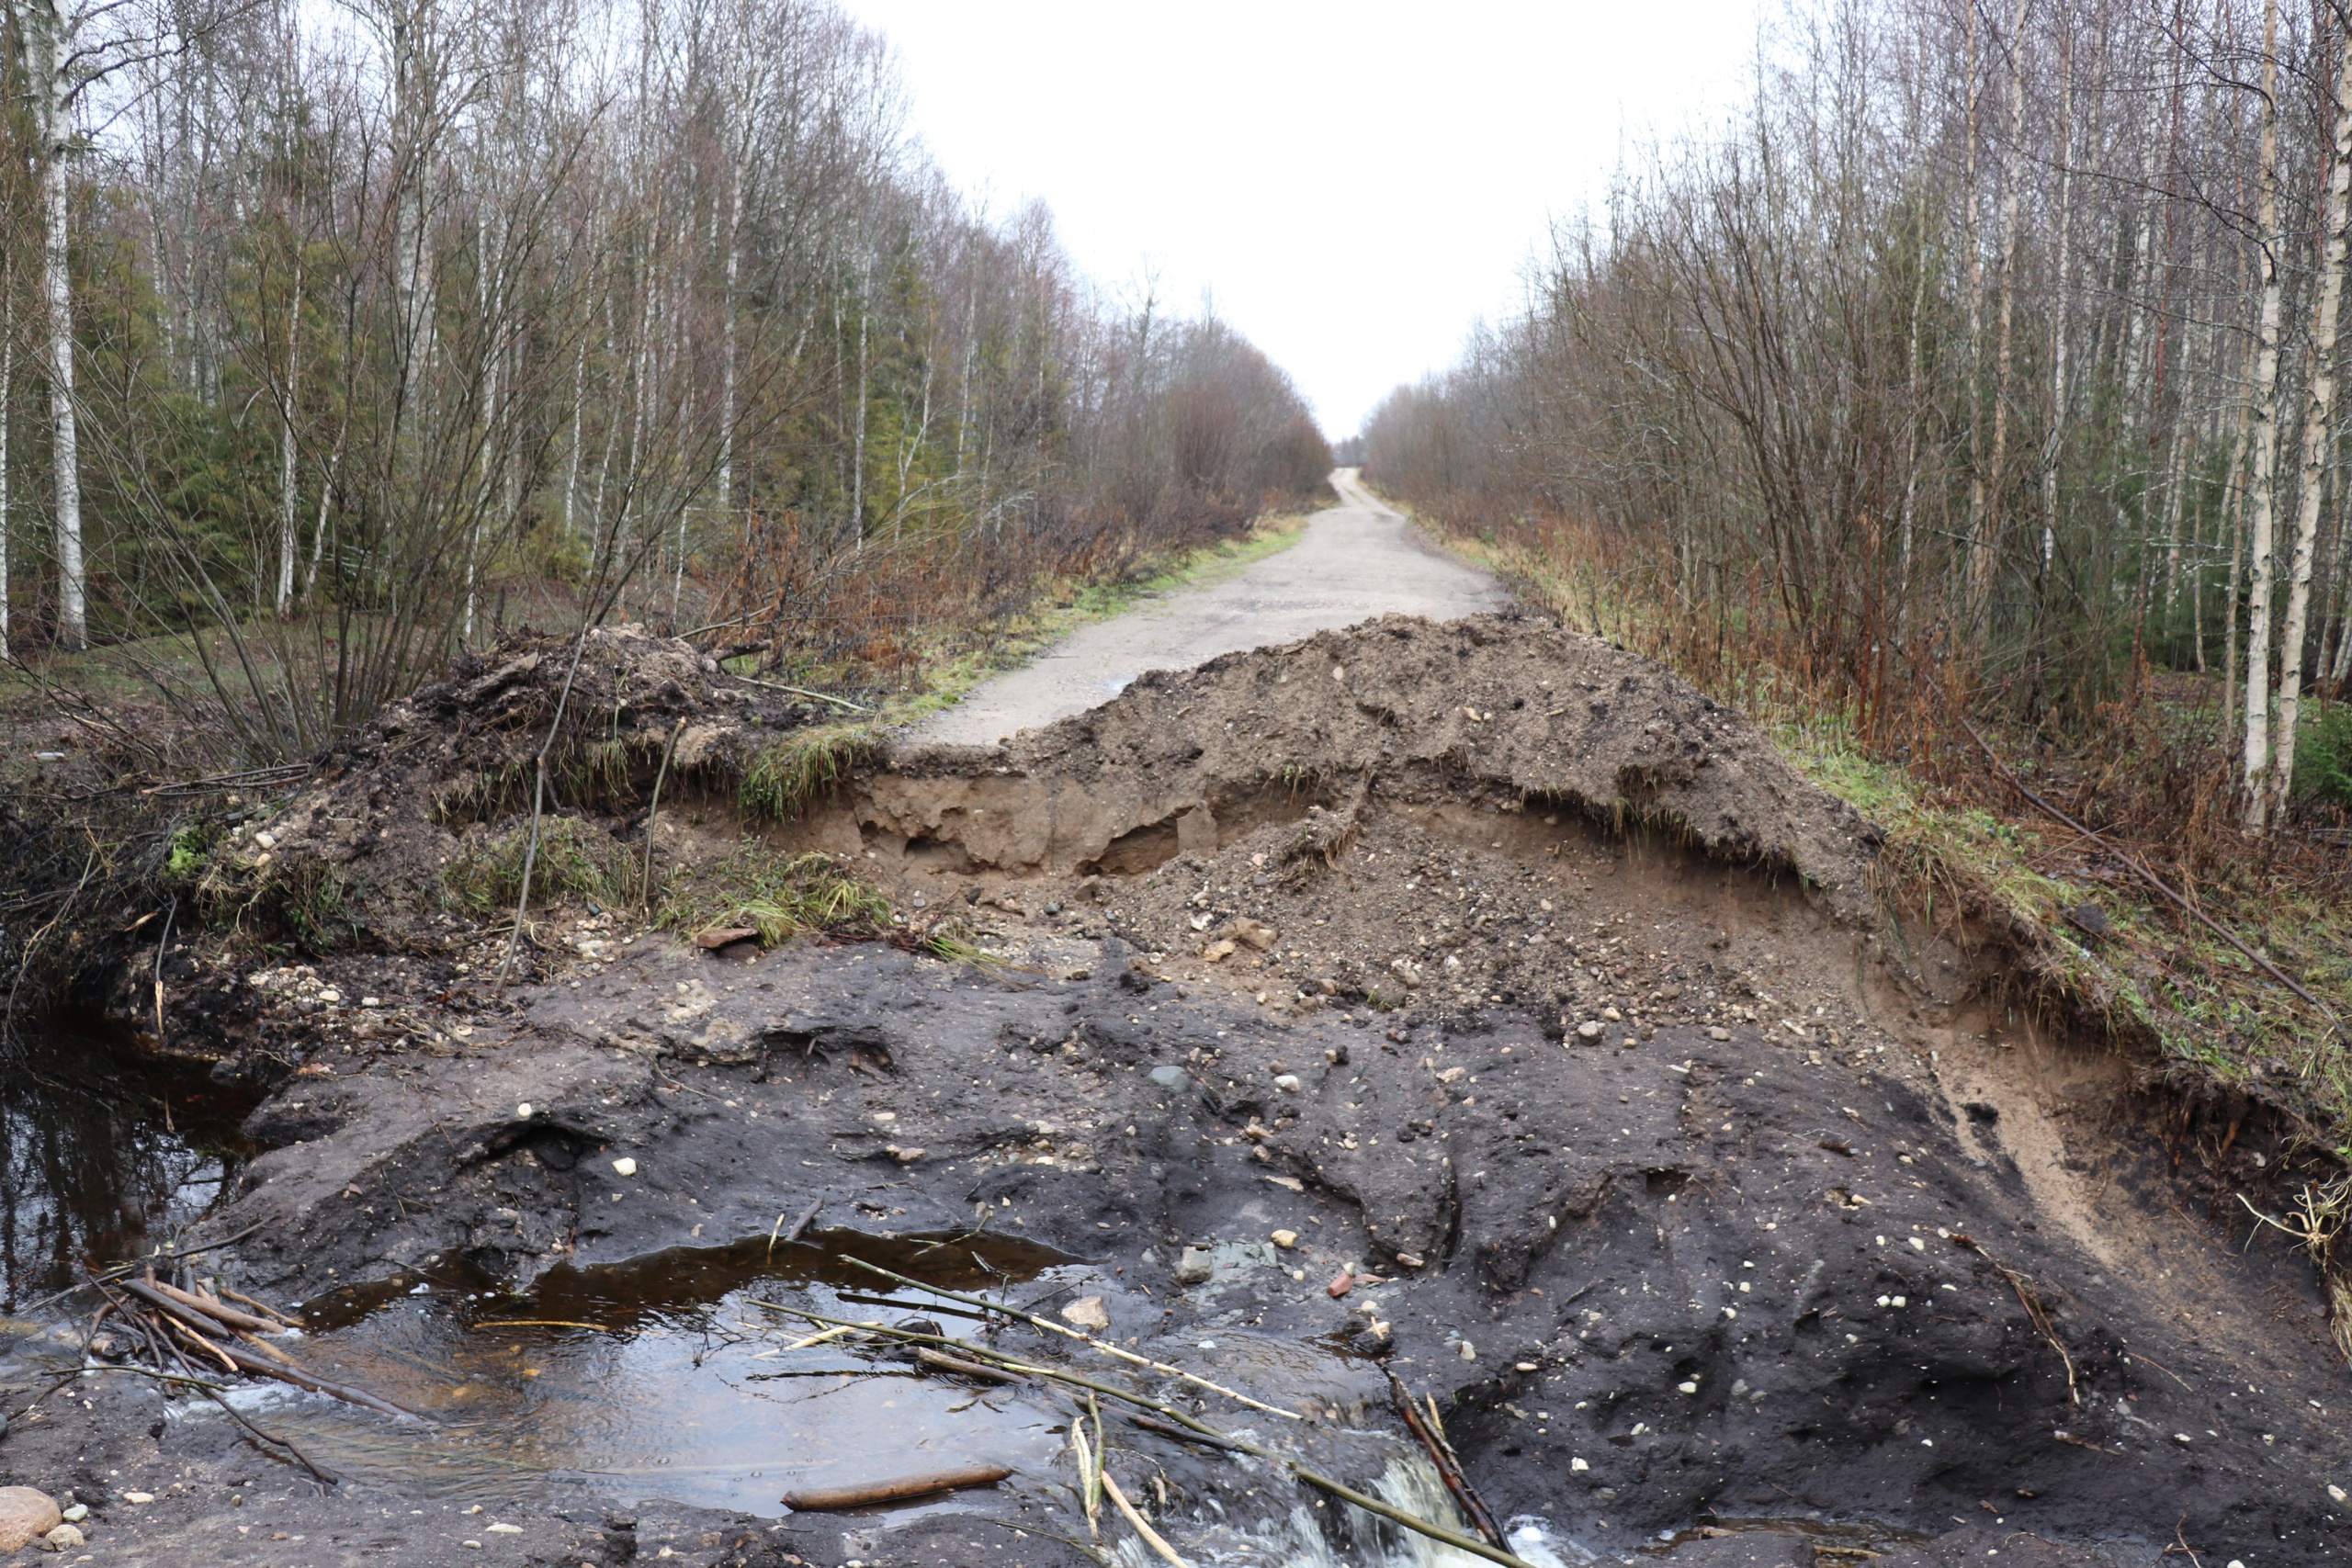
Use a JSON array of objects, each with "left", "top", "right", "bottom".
[{"left": 7, "top": 614, "right": 2347, "bottom": 1568}]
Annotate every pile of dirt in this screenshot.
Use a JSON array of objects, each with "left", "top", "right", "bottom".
[{"left": 188, "top": 624, "right": 842, "bottom": 955}]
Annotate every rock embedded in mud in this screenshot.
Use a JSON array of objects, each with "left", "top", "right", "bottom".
[
  {"left": 609, "top": 1157, "right": 638, "bottom": 1177},
  {"left": 1270, "top": 1229, "right": 1298, "bottom": 1249},
  {"left": 1175, "top": 1247, "right": 1215, "bottom": 1285},
  {"left": 1059, "top": 1295, "right": 1110, "bottom": 1331},
  {"left": 0, "top": 1488, "right": 62, "bottom": 1553}
]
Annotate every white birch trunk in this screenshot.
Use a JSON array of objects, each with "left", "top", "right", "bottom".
[
  {"left": 28, "top": 0, "right": 84, "bottom": 650},
  {"left": 2242, "top": 0, "right": 2288, "bottom": 824},
  {"left": 1978, "top": 0, "right": 2030, "bottom": 627},
  {"left": 0, "top": 291, "right": 12, "bottom": 661},
  {"left": 2268, "top": 24, "right": 2352, "bottom": 818},
  {"left": 276, "top": 249, "right": 301, "bottom": 616}
]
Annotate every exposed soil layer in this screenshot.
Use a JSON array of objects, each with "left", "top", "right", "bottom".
[{"left": 6, "top": 616, "right": 2348, "bottom": 1568}]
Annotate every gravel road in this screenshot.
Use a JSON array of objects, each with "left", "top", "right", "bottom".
[{"left": 913, "top": 468, "right": 1506, "bottom": 745}]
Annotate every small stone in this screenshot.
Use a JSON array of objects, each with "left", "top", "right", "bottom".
[
  {"left": 1229, "top": 918, "right": 1278, "bottom": 951},
  {"left": 1147, "top": 1066, "right": 1192, "bottom": 1092},
  {"left": 888, "top": 1145, "right": 926, "bottom": 1164},
  {"left": 1576, "top": 1021, "right": 1604, "bottom": 1041},
  {"left": 121, "top": 1492, "right": 155, "bottom": 1505},
  {"left": 0, "top": 1489, "right": 61, "bottom": 1553},
  {"left": 1060, "top": 1295, "right": 1111, "bottom": 1332},
  {"left": 1601, "top": 1007, "right": 1622, "bottom": 1021},
  {"left": 2333, "top": 1483, "right": 2349, "bottom": 1503},
  {"left": 1458, "top": 1340, "right": 1476, "bottom": 1361},
  {"left": 1516, "top": 1361, "right": 1540, "bottom": 1372},
  {"left": 1678, "top": 1381, "right": 1699, "bottom": 1394},
  {"left": 516, "top": 1102, "right": 535, "bottom": 1120},
  {"left": 1708, "top": 1026, "right": 1732, "bottom": 1042},
  {"left": 1176, "top": 1247, "right": 1216, "bottom": 1286},
  {"left": 43, "top": 1524, "right": 85, "bottom": 1550},
  {"left": 1351, "top": 1324, "right": 1395, "bottom": 1357},
  {"left": 1327, "top": 1267, "right": 1354, "bottom": 1298},
  {"left": 1271, "top": 1230, "right": 1299, "bottom": 1249},
  {"left": 1570, "top": 1458, "right": 1589, "bottom": 1472},
  {"left": 1272, "top": 1073, "right": 1302, "bottom": 1092},
  {"left": 1395, "top": 1251, "right": 1425, "bottom": 1269},
  {"left": 487, "top": 1523, "right": 524, "bottom": 1533},
  {"left": 609, "top": 1157, "right": 638, "bottom": 1177},
  {"left": 1201, "top": 939, "right": 1238, "bottom": 964},
  {"left": 58, "top": 1506, "right": 85, "bottom": 1524}
]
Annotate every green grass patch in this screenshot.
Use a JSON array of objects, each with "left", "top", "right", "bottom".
[
  {"left": 442, "top": 816, "right": 628, "bottom": 917},
  {"left": 656, "top": 844, "right": 889, "bottom": 944},
  {"left": 740, "top": 725, "right": 885, "bottom": 822},
  {"left": 2299, "top": 705, "right": 2352, "bottom": 813}
]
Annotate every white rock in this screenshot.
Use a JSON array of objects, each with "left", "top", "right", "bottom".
[
  {"left": 610, "top": 1157, "right": 638, "bottom": 1177},
  {"left": 1270, "top": 1230, "right": 1298, "bottom": 1249},
  {"left": 43, "top": 1523, "right": 85, "bottom": 1550},
  {"left": 58, "top": 1506, "right": 85, "bottom": 1524},
  {"left": 1570, "top": 1457, "right": 1589, "bottom": 1472},
  {"left": 1708, "top": 1027, "right": 1732, "bottom": 1041},
  {"left": 1060, "top": 1295, "right": 1111, "bottom": 1332},
  {"left": 1458, "top": 1340, "right": 1476, "bottom": 1360},
  {"left": 1576, "top": 1021, "right": 1604, "bottom": 1041},
  {"left": 1272, "top": 1074, "right": 1301, "bottom": 1092},
  {"left": 487, "top": 1522, "right": 524, "bottom": 1533},
  {"left": 2332, "top": 1483, "right": 2349, "bottom": 1503},
  {"left": 1677, "top": 1381, "right": 1699, "bottom": 1394},
  {"left": 516, "top": 1102, "right": 534, "bottom": 1119},
  {"left": 121, "top": 1492, "right": 155, "bottom": 1505}
]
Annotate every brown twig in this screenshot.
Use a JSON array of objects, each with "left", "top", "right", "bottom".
[{"left": 1388, "top": 1372, "right": 1504, "bottom": 1547}]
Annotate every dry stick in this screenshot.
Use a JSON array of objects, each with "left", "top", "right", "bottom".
[
  {"left": 764, "top": 1306, "right": 1536, "bottom": 1568},
  {"left": 148, "top": 1279, "right": 279, "bottom": 1335},
  {"left": 781, "top": 1463, "right": 1012, "bottom": 1511},
  {"left": 1957, "top": 716, "right": 2343, "bottom": 1035},
  {"left": 216, "top": 1286, "right": 301, "bottom": 1327},
  {"left": 917, "top": 1347, "right": 1025, "bottom": 1384},
  {"left": 1100, "top": 1470, "right": 1192, "bottom": 1568},
  {"left": 733, "top": 673, "right": 873, "bottom": 712},
  {"left": 640, "top": 716, "right": 686, "bottom": 908},
  {"left": 837, "top": 1257, "right": 1299, "bottom": 1421}
]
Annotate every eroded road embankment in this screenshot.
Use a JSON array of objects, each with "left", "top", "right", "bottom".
[{"left": 4, "top": 615, "right": 2346, "bottom": 1568}]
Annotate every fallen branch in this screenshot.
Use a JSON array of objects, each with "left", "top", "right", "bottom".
[
  {"left": 781, "top": 1462, "right": 1012, "bottom": 1510},
  {"left": 1389, "top": 1371, "right": 1504, "bottom": 1547},
  {"left": 734, "top": 675, "right": 873, "bottom": 713},
  {"left": 917, "top": 1347, "right": 1025, "bottom": 1384}
]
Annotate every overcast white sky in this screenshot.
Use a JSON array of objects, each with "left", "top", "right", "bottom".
[{"left": 836, "top": 0, "right": 1770, "bottom": 438}]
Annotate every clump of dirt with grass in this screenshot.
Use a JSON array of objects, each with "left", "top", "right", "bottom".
[{"left": 188, "top": 624, "right": 879, "bottom": 961}]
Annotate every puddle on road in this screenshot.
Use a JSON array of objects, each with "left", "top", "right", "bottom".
[
  {"left": 0, "top": 1015, "right": 256, "bottom": 1312},
  {"left": 197, "top": 1229, "right": 1086, "bottom": 1518}
]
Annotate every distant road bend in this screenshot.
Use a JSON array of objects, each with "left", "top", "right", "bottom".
[{"left": 914, "top": 468, "right": 1506, "bottom": 746}]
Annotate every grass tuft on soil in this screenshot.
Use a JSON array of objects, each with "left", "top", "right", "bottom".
[
  {"left": 443, "top": 817, "right": 630, "bottom": 917},
  {"left": 656, "top": 845, "right": 889, "bottom": 944}
]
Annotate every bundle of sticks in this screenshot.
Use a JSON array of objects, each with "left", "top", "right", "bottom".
[{"left": 78, "top": 1260, "right": 421, "bottom": 1483}]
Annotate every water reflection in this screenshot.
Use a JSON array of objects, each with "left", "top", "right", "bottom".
[
  {"left": 0, "top": 1016, "right": 256, "bottom": 1311},
  {"left": 206, "top": 1229, "right": 1082, "bottom": 1517}
]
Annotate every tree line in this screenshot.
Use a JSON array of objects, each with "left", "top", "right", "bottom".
[
  {"left": 1364, "top": 0, "right": 2352, "bottom": 833},
  {"left": 0, "top": 0, "right": 1329, "bottom": 761}
]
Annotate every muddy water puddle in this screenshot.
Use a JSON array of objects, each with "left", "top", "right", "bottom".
[
  {"left": 197, "top": 1230, "right": 1086, "bottom": 1517},
  {"left": 0, "top": 1016, "right": 256, "bottom": 1311}
]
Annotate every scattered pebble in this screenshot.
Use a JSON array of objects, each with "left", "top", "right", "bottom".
[
  {"left": 1458, "top": 1340, "right": 1476, "bottom": 1361},
  {"left": 1272, "top": 1073, "right": 1302, "bottom": 1092},
  {"left": 1060, "top": 1295, "right": 1111, "bottom": 1331},
  {"left": 1177, "top": 1247, "right": 1216, "bottom": 1286},
  {"left": 1570, "top": 1458, "right": 1589, "bottom": 1472},
  {"left": 44, "top": 1524, "right": 85, "bottom": 1550},
  {"left": 1327, "top": 1267, "right": 1353, "bottom": 1298},
  {"left": 121, "top": 1492, "right": 155, "bottom": 1506},
  {"left": 515, "top": 1102, "right": 534, "bottom": 1119},
  {"left": 610, "top": 1157, "right": 638, "bottom": 1177},
  {"left": 1271, "top": 1229, "right": 1298, "bottom": 1249},
  {"left": 1708, "top": 1027, "right": 1732, "bottom": 1041}
]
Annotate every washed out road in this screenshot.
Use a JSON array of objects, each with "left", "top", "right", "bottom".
[{"left": 912, "top": 467, "right": 1505, "bottom": 745}]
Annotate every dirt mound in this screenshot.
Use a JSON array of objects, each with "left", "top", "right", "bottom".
[
  {"left": 860, "top": 611, "right": 1879, "bottom": 908},
  {"left": 197, "top": 624, "right": 840, "bottom": 956}
]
